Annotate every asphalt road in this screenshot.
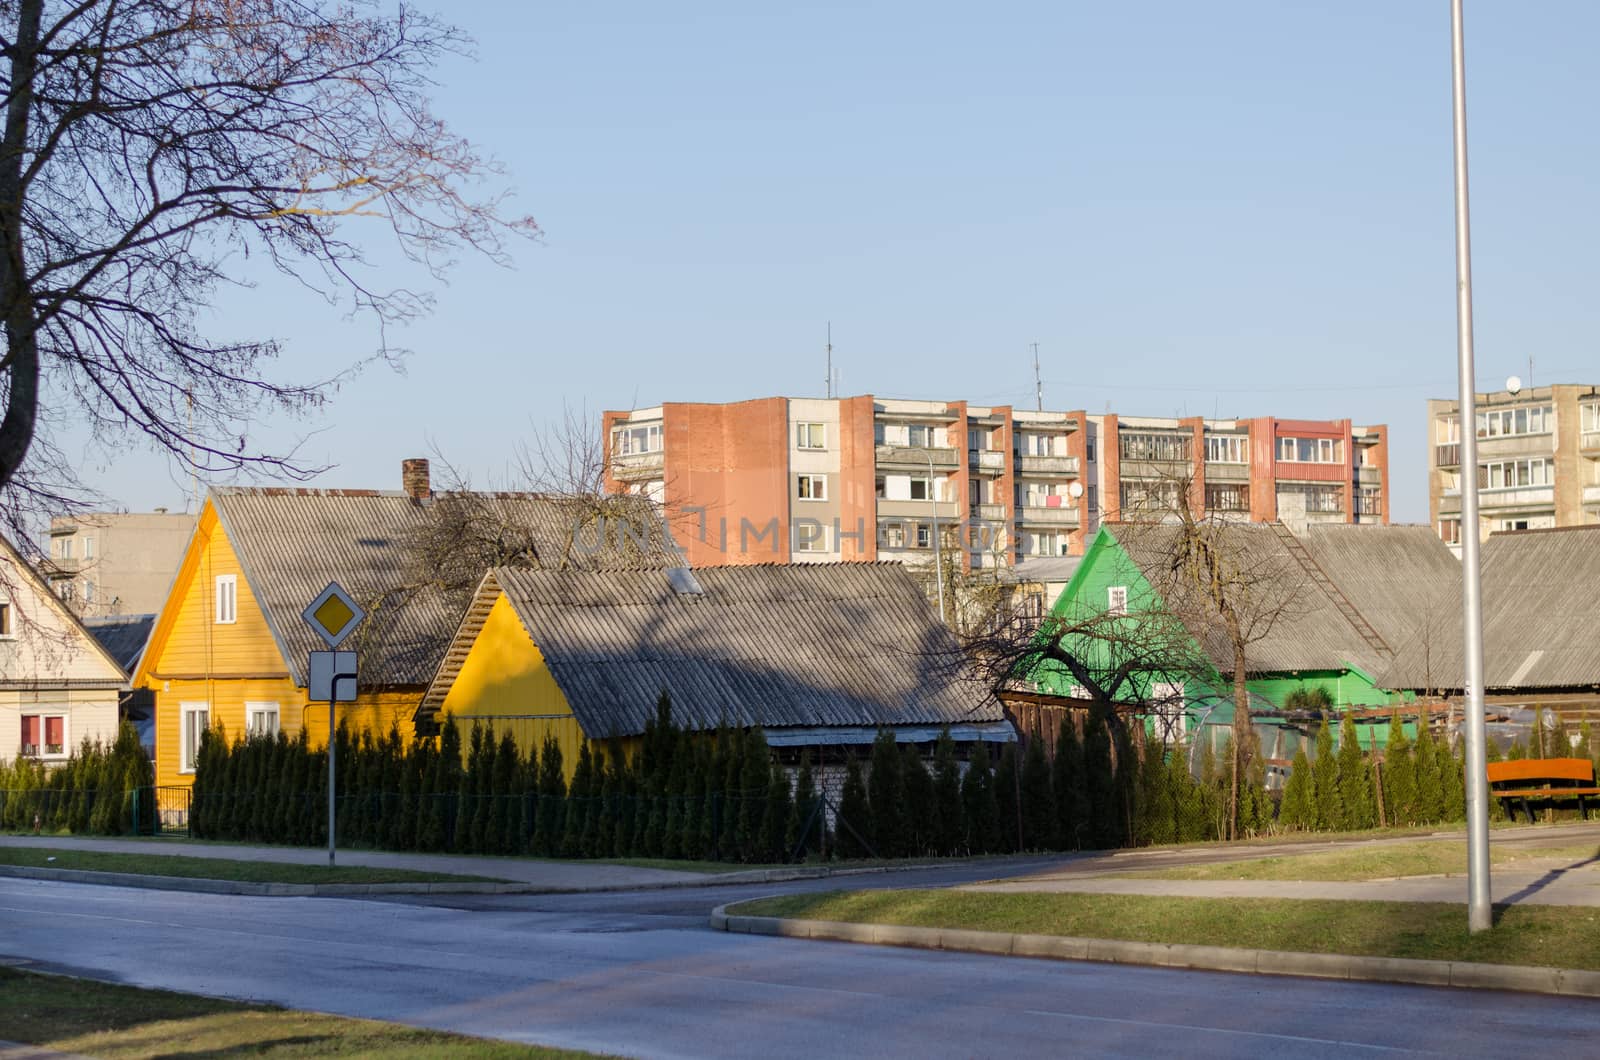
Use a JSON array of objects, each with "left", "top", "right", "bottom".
[{"left": 4, "top": 848, "right": 1599, "bottom": 1060}]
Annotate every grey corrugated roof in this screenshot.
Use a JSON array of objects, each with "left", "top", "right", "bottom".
[
  {"left": 425, "top": 563, "right": 1001, "bottom": 738},
  {"left": 84, "top": 614, "right": 156, "bottom": 673},
  {"left": 1378, "top": 526, "right": 1600, "bottom": 691},
  {"left": 1298, "top": 524, "right": 1460, "bottom": 650},
  {"left": 212, "top": 488, "right": 680, "bottom": 688},
  {"left": 1109, "top": 522, "right": 1393, "bottom": 677}
]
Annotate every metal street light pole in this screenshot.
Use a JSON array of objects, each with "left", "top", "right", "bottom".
[
  {"left": 927, "top": 450, "right": 947, "bottom": 624},
  {"left": 1449, "top": 0, "right": 1493, "bottom": 934}
]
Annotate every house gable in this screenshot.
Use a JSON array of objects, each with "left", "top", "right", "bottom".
[{"left": 0, "top": 536, "right": 127, "bottom": 688}]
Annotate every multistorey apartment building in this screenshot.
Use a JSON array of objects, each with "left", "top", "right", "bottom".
[
  {"left": 604, "top": 396, "right": 1095, "bottom": 568},
  {"left": 1428, "top": 383, "right": 1600, "bottom": 551},
  {"left": 1093, "top": 414, "right": 1390, "bottom": 527},
  {"left": 40, "top": 510, "right": 196, "bottom": 618},
  {"left": 604, "top": 397, "right": 1390, "bottom": 570}
]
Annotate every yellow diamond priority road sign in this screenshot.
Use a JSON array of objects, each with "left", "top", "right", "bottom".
[{"left": 302, "top": 581, "right": 366, "bottom": 649}]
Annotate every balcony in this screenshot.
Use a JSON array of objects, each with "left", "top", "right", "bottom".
[
  {"left": 1357, "top": 466, "right": 1383, "bottom": 486},
  {"left": 610, "top": 450, "right": 664, "bottom": 482},
  {"left": 1017, "top": 503, "right": 1080, "bottom": 528},
  {"left": 969, "top": 502, "right": 1007, "bottom": 522},
  {"left": 1582, "top": 431, "right": 1600, "bottom": 454},
  {"left": 1205, "top": 461, "right": 1249, "bottom": 482},
  {"left": 875, "top": 445, "right": 958, "bottom": 470},
  {"left": 1435, "top": 443, "right": 1460, "bottom": 468},
  {"left": 1015, "top": 454, "right": 1079, "bottom": 476},
  {"left": 970, "top": 450, "right": 1005, "bottom": 472},
  {"left": 1584, "top": 485, "right": 1600, "bottom": 506},
  {"left": 876, "top": 498, "right": 960, "bottom": 521}
]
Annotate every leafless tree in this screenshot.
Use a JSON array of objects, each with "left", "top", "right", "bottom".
[{"left": 0, "top": 0, "right": 537, "bottom": 514}]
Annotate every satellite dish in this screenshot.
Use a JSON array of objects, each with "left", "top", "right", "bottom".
[
  {"left": 1068, "top": 481, "right": 1085, "bottom": 499},
  {"left": 1506, "top": 375, "right": 1522, "bottom": 395}
]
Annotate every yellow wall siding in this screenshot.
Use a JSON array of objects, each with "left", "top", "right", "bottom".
[
  {"left": 142, "top": 503, "right": 419, "bottom": 789},
  {"left": 440, "top": 593, "right": 594, "bottom": 780}
]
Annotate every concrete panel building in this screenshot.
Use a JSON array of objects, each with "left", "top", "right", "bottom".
[
  {"left": 41, "top": 511, "right": 196, "bottom": 618},
  {"left": 1427, "top": 382, "right": 1600, "bottom": 551},
  {"left": 605, "top": 397, "right": 1389, "bottom": 573}
]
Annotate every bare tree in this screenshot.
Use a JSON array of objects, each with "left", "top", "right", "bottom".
[{"left": 0, "top": 0, "right": 537, "bottom": 510}]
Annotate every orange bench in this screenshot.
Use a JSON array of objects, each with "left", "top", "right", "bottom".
[{"left": 1486, "top": 758, "right": 1600, "bottom": 823}]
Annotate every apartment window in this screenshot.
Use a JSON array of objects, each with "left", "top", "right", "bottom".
[
  {"left": 1018, "top": 432, "right": 1056, "bottom": 457},
  {"left": 1204, "top": 483, "right": 1249, "bottom": 513},
  {"left": 0, "top": 600, "right": 10, "bottom": 638},
  {"left": 180, "top": 703, "right": 209, "bottom": 773},
  {"left": 796, "top": 475, "right": 826, "bottom": 501},
  {"left": 879, "top": 523, "right": 906, "bottom": 549},
  {"left": 1582, "top": 404, "right": 1600, "bottom": 433},
  {"left": 1500, "top": 518, "right": 1531, "bottom": 532},
  {"left": 214, "top": 574, "right": 237, "bottom": 624},
  {"left": 1436, "top": 416, "right": 1461, "bottom": 444},
  {"left": 82, "top": 536, "right": 94, "bottom": 560},
  {"left": 1278, "top": 437, "right": 1343, "bottom": 464},
  {"left": 968, "top": 429, "right": 986, "bottom": 452},
  {"left": 915, "top": 524, "right": 931, "bottom": 549},
  {"left": 1278, "top": 483, "right": 1343, "bottom": 513},
  {"left": 1107, "top": 586, "right": 1129, "bottom": 615},
  {"left": 1438, "top": 518, "right": 1461, "bottom": 545},
  {"left": 246, "top": 702, "right": 280, "bottom": 738},
  {"left": 20, "top": 714, "right": 66, "bottom": 758},
  {"left": 58, "top": 537, "right": 73, "bottom": 560},
  {"left": 82, "top": 579, "right": 95, "bottom": 604},
  {"left": 1119, "top": 481, "right": 1182, "bottom": 513},
  {"left": 1120, "top": 432, "right": 1189, "bottom": 462},
  {"left": 794, "top": 524, "right": 828, "bottom": 552},
  {"left": 909, "top": 476, "right": 935, "bottom": 501},
  {"left": 874, "top": 476, "right": 886, "bottom": 499},
  {"left": 1086, "top": 485, "right": 1098, "bottom": 511},
  {"left": 796, "top": 422, "right": 826, "bottom": 449},
  {"left": 1203, "top": 435, "right": 1248, "bottom": 464},
  {"left": 1476, "top": 405, "right": 1552, "bottom": 438},
  {"left": 1477, "top": 458, "right": 1553, "bottom": 491},
  {"left": 611, "top": 423, "right": 663, "bottom": 456},
  {"left": 907, "top": 424, "right": 933, "bottom": 448},
  {"left": 1030, "top": 532, "right": 1059, "bottom": 557},
  {"left": 1149, "top": 682, "right": 1187, "bottom": 742},
  {"left": 1355, "top": 487, "right": 1383, "bottom": 517},
  {"left": 1086, "top": 441, "right": 1095, "bottom": 462}
]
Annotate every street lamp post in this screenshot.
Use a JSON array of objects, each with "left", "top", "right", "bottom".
[
  {"left": 1449, "top": 0, "right": 1493, "bottom": 934},
  {"left": 927, "top": 450, "right": 947, "bottom": 625}
]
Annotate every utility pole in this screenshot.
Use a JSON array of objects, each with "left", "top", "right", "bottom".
[
  {"left": 1449, "top": 0, "right": 1492, "bottom": 934},
  {"left": 1031, "top": 342, "right": 1043, "bottom": 411}
]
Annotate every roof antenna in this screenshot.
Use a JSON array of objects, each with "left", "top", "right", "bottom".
[
  {"left": 1031, "top": 342, "right": 1042, "bottom": 411},
  {"left": 826, "top": 322, "right": 833, "bottom": 399}
]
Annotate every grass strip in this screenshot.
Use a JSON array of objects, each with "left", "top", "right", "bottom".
[
  {"left": 0, "top": 846, "right": 505, "bottom": 885},
  {"left": 0, "top": 966, "right": 596, "bottom": 1058},
  {"left": 1118, "top": 841, "right": 1600, "bottom": 882},
  {"left": 731, "top": 889, "right": 1600, "bottom": 971}
]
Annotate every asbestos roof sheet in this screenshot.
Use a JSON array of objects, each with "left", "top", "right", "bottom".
[
  {"left": 1378, "top": 526, "right": 1600, "bottom": 691},
  {"left": 1298, "top": 524, "right": 1460, "bottom": 649},
  {"left": 460, "top": 563, "right": 1002, "bottom": 739},
  {"left": 212, "top": 488, "right": 680, "bottom": 688}
]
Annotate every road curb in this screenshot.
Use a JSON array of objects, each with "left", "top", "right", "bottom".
[{"left": 708, "top": 905, "right": 1600, "bottom": 999}]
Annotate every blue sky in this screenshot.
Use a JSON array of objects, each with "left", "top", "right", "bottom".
[{"left": 70, "top": 1, "right": 1600, "bottom": 524}]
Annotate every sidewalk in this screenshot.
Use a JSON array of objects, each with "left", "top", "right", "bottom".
[
  {"left": 0, "top": 834, "right": 703, "bottom": 890},
  {"left": 962, "top": 858, "right": 1600, "bottom": 907}
]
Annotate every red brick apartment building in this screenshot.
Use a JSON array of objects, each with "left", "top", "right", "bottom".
[{"left": 603, "top": 397, "right": 1389, "bottom": 570}]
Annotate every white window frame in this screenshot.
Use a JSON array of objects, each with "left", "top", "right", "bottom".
[
  {"left": 907, "top": 424, "right": 933, "bottom": 448},
  {"left": 1150, "top": 682, "right": 1187, "bottom": 741},
  {"left": 1107, "top": 585, "right": 1129, "bottom": 615},
  {"left": 796, "top": 474, "right": 827, "bottom": 501},
  {"left": 793, "top": 524, "right": 828, "bottom": 553},
  {"left": 915, "top": 524, "right": 931, "bottom": 549},
  {"left": 796, "top": 422, "right": 826, "bottom": 450},
  {"left": 0, "top": 599, "right": 12, "bottom": 639},
  {"left": 1582, "top": 403, "right": 1600, "bottom": 433},
  {"left": 245, "top": 701, "right": 280, "bottom": 739},
  {"left": 180, "top": 702, "right": 210, "bottom": 774},
  {"left": 214, "top": 574, "right": 237, "bottom": 624},
  {"left": 20, "top": 712, "right": 68, "bottom": 759},
  {"left": 908, "top": 476, "right": 934, "bottom": 501}
]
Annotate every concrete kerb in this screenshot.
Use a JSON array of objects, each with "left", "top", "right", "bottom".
[{"left": 707, "top": 904, "right": 1600, "bottom": 1000}]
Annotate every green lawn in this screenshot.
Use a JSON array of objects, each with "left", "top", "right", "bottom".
[
  {"left": 0, "top": 967, "right": 598, "bottom": 1058},
  {"left": 1117, "top": 841, "right": 1600, "bottom": 883},
  {"left": 731, "top": 889, "right": 1600, "bottom": 970},
  {"left": 0, "top": 846, "right": 506, "bottom": 885}
]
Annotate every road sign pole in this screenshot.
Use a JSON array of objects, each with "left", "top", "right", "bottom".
[{"left": 328, "top": 698, "right": 336, "bottom": 867}]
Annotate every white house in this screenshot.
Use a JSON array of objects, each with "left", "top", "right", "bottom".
[{"left": 0, "top": 534, "right": 128, "bottom": 763}]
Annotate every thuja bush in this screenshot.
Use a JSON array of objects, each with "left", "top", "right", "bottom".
[{"left": 0, "top": 722, "right": 154, "bottom": 835}]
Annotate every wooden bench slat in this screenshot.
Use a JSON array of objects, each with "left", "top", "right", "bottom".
[
  {"left": 1486, "top": 758, "right": 1596, "bottom": 784},
  {"left": 1492, "top": 787, "right": 1600, "bottom": 799}
]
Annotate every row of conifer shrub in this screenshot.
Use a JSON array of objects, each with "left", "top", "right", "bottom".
[{"left": 0, "top": 723, "right": 156, "bottom": 835}]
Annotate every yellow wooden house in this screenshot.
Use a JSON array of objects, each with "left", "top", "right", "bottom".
[
  {"left": 137, "top": 462, "right": 677, "bottom": 791},
  {"left": 417, "top": 563, "right": 1016, "bottom": 780}
]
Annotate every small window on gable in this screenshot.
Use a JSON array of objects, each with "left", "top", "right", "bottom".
[
  {"left": 0, "top": 600, "right": 11, "bottom": 637},
  {"left": 215, "top": 574, "right": 237, "bottom": 624},
  {"left": 1107, "top": 586, "right": 1129, "bottom": 615}
]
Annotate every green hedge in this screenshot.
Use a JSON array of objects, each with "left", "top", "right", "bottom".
[{"left": 0, "top": 723, "right": 156, "bottom": 835}]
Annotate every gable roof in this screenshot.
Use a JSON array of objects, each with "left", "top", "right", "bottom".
[
  {"left": 203, "top": 487, "right": 680, "bottom": 688},
  {"left": 1098, "top": 521, "right": 1456, "bottom": 679},
  {"left": 85, "top": 614, "right": 156, "bottom": 674},
  {"left": 1378, "top": 525, "right": 1600, "bottom": 692},
  {"left": 0, "top": 535, "right": 129, "bottom": 687},
  {"left": 421, "top": 562, "right": 1002, "bottom": 737}
]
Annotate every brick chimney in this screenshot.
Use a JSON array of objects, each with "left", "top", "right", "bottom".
[{"left": 402, "top": 458, "right": 430, "bottom": 502}]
